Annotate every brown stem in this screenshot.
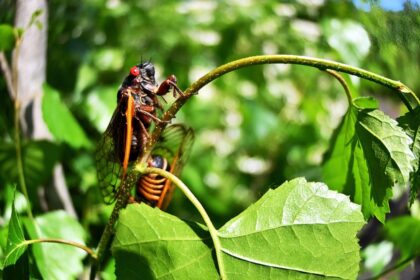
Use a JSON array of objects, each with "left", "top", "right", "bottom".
[
  {"left": 0, "top": 52, "right": 15, "bottom": 98},
  {"left": 25, "top": 238, "right": 97, "bottom": 260}
]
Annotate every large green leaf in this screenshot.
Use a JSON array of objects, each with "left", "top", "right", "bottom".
[
  {"left": 42, "top": 84, "right": 91, "bottom": 149},
  {"left": 0, "top": 24, "right": 15, "bottom": 51},
  {"left": 23, "top": 211, "right": 87, "bottom": 280},
  {"left": 112, "top": 204, "right": 218, "bottom": 280},
  {"left": 219, "top": 178, "right": 365, "bottom": 280},
  {"left": 0, "top": 140, "right": 61, "bottom": 190},
  {"left": 3, "top": 195, "right": 29, "bottom": 279},
  {"left": 113, "top": 178, "right": 364, "bottom": 279},
  {"left": 397, "top": 107, "right": 420, "bottom": 204},
  {"left": 323, "top": 97, "right": 415, "bottom": 222},
  {"left": 385, "top": 216, "right": 420, "bottom": 259}
]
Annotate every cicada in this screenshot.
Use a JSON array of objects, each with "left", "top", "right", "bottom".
[
  {"left": 136, "top": 124, "right": 194, "bottom": 209},
  {"left": 95, "top": 61, "right": 183, "bottom": 204}
]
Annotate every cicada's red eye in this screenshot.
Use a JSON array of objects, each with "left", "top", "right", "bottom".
[{"left": 130, "top": 66, "right": 140, "bottom": 76}]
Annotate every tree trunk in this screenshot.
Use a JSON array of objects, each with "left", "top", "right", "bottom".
[{"left": 15, "top": 0, "right": 77, "bottom": 217}]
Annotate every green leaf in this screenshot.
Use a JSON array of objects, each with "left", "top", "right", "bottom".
[
  {"left": 385, "top": 216, "right": 420, "bottom": 259},
  {"left": 113, "top": 178, "right": 364, "bottom": 280},
  {"left": 4, "top": 196, "right": 27, "bottom": 266},
  {"left": 112, "top": 204, "right": 219, "bottom": 280},
  {"left": 323, "top": 102, "right": 415, "bottom": 222},
  {"left": 322, "top": 19, "right": 370, "bottom": 66},
  {"left": 74, "top": 64, "right": 98, "bottom": 96},
  {"left": 362, "top": 241, "right": 393, "bottom": 276},
  {"left": 28, "top": 9, "right": 43, "bottom": 30},
  {"left": 42, "top": 84, "right": 91, "bottom": 148},
  {"left": 84, "top": 86, "right": 117, "bottom": 132},
  {"left": 0, "top": 24, "right": 15, "bottom": 51},
  {"left": 101, "top": 258, "right": 116, "bottom": 280},
  {"left": 353, "top": 96, "right": 378, "bottom": 110},
  {"left": 93, "top": 48, "right": 124, "bottom": 71},
  {"left": 397, "top": 107, "right": 420, "bottom": 205},
  {"left": 24, "top": 211, "right": 87, "bottom": 280},
  {"left": 219, "top": 178, "right": 365, "bottom": 280},
  {"left": 0, "top": 140, "right": 61, "bottom": 190},
  {"left": 3, "top": 194, "right": 29, "bottom": 279}
]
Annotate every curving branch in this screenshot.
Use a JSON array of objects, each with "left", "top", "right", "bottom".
[
  {"left": 143, "top": 55, "right": 419, "bottom": 163},
  {"left": 24, "top": 238, "right": 97, "bottom": 260}
]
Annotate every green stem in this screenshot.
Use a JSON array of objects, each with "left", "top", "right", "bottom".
[
  {"left": 143, "top": 55, "right": 419, "bottom": 163},
  {"left": 23, "top": 238, "right": 97, "bottom": 260},
  {"left": 138, "top": 166, "right": 227, "bottom": 280},
  {"left": 184, "top": 55, "right": 419, "bottom": 110},
  {"left": 324, "top": 69, "right": 353, "bottom": 105},
  {"left": 91, "top": 172, "right": 138, "bottom": 279},
  {"left": 12, "top": 37, "right": 33, "bottom": 220}
]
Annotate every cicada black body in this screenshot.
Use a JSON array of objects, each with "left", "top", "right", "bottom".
[{"left": 95, "top": 62, "right": 184, "bottom": 204}]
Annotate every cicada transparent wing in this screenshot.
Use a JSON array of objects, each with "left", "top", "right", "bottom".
[
  {"left": 95, "top": 109, "right": 124, "bottom": 204},
  {"left": 95, "top": 92, "right": 136, "bottom": 204},
  {"left": 137, "top": 124, "right": 194, "bottom": 209}
]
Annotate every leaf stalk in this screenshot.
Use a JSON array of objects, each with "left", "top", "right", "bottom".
[
  {"left": 139, "top": 166, "right": 227, "bottom": 280},
  {"left": 24, "top": 238, "right": 97, "bottom": 260}
]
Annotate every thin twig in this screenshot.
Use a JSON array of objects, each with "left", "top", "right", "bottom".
[
  {"left": 0, "top": 52, "right": 15, "bottom": 98},
  {"left": 12, "top": 36, "right": 33, "bottom": 219},
  {"left": 142, "top": 55, "right": 419, "bottom": 165},
  {"left": 183, "top": 55, "right": 419, "bottom": 110},
  {"left": 324, "top": 69, "right": 353, "bottom": 105},
  {"left": 90, "top": 172, "right": 138, "bottom": 279},
  {"left": 24, "top": 238, "right": 97, "bottom": 260}
]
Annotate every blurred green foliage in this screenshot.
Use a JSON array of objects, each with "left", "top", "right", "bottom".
[{"left": 0, "top": 0, "right": 419, "bottom": 278}]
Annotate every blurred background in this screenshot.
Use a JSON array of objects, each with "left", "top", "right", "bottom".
[{"left": 0, "top": 0, "right": 419, "bottom": 278}]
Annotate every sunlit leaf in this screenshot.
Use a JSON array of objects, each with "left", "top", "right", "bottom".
[
  {"left": 84, "top": 86, "right": 116, "bottom": 132},
  {"left": 93, "top": 48, "right": 124, "bottom": 71},
  {"left": 362, "top": 241, "right": 393, "bottom": 276},
  {"left": 24, "top": 211, "right": 87, "bottom": 280},
  {"left": 219, "top": 178, "right": 365, "bottom": 279},
  {"left": 113, "top": 204, "right": 218, "bottom": 279},
  {"left": 322, "top": 19, "right": 370, "bottom": 66},
  {"left": 0, "top": 24, "right": 15, "bottom": 51},
  {"left": 42, "top": 84, "right": 91, "bottom": 148},
  {"left": 74, "top": 63, "right": 98, "bottom": 96},
  {"left": 101, "top": 258, "right": 116, "bottom": 280},
  {"left": 323, "top": 98, "right": 415, "bottom": 222},
  {"left": 113, "top": 178, "right": 364, "bottom": 279}
]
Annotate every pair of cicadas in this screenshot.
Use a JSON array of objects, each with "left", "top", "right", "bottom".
[{"left": 95, "top": 62, "right": 193, "bottom": 209}]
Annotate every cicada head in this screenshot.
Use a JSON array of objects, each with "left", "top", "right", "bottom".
[{"left": 138, "top": 61, "right": 158, "bottom": 93}]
